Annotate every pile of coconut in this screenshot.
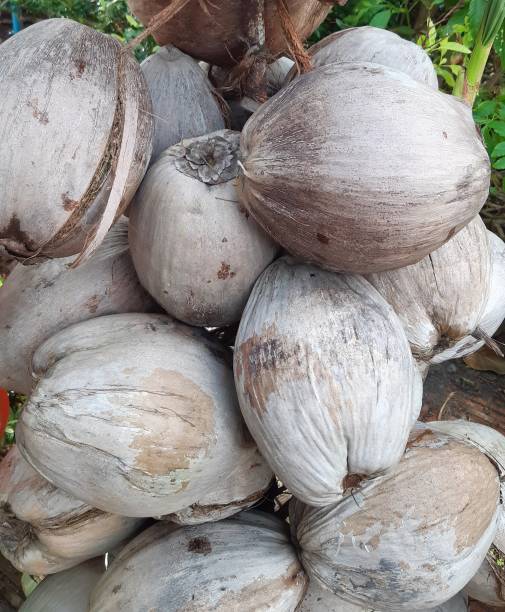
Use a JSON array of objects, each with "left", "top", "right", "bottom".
[{"left": 0, "top": 2, "right": 504, "bottom": 611}]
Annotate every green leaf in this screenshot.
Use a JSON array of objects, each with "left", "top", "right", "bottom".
[
  {"left": 491, "top": 141, "right": 505, "bottom": 157},
  {"left": 488, "top": 120, "right": 505, "bottom": 136},
  {"left": 468, "top": 0, "right": 488, "bottom": 37},
  {"left": 435, "top": 66, "right": 456, "bottom": 88},
  {"left": 21, "top": 574, "right": 39, "bottom": 598},
  {"left": 369, "top": 9, "right": 391, "bottom": 29},
  {"left": 427, "top": 17, "right": 437, "bottom": 47},
  {"left": 439, "top": 41, "right": 472, "bottom": 53},
  {"left": 125, "top": 13, "right": 139, "bottom": 28},
  {"left": 475, "top": 99, "right": 498, "bottom": 118},
  {"left": 493, "top": 156, "right": 505, "bottom": 169}
]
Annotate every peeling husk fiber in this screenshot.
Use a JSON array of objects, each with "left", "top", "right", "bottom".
[
  {"left": 140, "top": 45, "right": 224, "bottom": 164},
  {"left": 0, "top": 446, "right": 144, "bottom": 575},
  {"left": 16, "top": 313, "right": 273, "bottom": 518},
  {"left": 366, "top": 216, "right": 491, "bottom": 363},
  {"left": 129, "top": 130, "right": 279, "bottom": 327},
  {"left": 290, "top": 427, "right": 500, "bottom": 610},
  {"left": 19, "top": 557, "right": 105, "bottom": 612},
  {"left": 286, "top": 26, "right": 438, "bottom": 88},
  {"left": 239, "top": 62, "right": 490, "bottom": 273},
  {"left": 0, "top": 18, "right": 153, "bottom": 262},
  {"left": 127, "top": 0, "right": 331, "bottom": 67},
  {"left": 0, "top": 219, "right": 155, "bottom": 395},
  {"left": 434, "top": 229, "right": 505, "bottom": 362},
  {"left": 234, "top": 257, "right": 422, "bottom": 506},
  {"left": 89, "top": 512, "right": 307, "bottom": 611}
]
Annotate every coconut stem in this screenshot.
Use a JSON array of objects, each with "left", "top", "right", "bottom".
[{"left": 452, "top": 0, "right": 505, "bottom": 106}]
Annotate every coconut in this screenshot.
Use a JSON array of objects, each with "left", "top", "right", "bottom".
[
  {"left": 428, "top": 420, "right": 505, "bottom": 607},
  {"left": 16, "top": 313, "right": 273, "bottom": 518},
  {"left": 287, "top": 26, "right": 438, "bottom": 88},
  {"left": 434, "top": 230, "right": 505, "bottom": 362},
  {"left": 239, "top": 62, "right": 490, "bottom": 274},
  {"left": 0, "top": 446, "right": 144, "bottom": 575},
  {"left": 290, "top": 427, "right": 500, "bottom": 610},
  {"left": 0, "top": 18, "right": 152, "bottom": 262},
  {"left": 0, "top": 219, "right": 155, "bottom": 394},
  {"left": 129, "top": 130, "right": 279, "bottom": 327},
  {"left": 19, "top": 558, "right": 105, "bottom": 612},
  {"left": 127, "top": 0, "right": 331, "bottom": 67},
  {"left": 365, "top": 216, "right": 491, "bottom": 363},
  {"left": 234, "top": 257, "right": 422, "bottom": 506},
  {"left": 299, "top": 582, "right": 468, "bottom": 611},
  {"left": 89, "top": 512, "right": 307, "bottom": 611},
  {"left": 140, "top": 45, "right": 224, "bottom": 164}
]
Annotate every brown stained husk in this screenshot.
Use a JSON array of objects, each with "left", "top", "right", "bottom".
[
  {"left": 275, "top": 0, "right": 312, "bottom": 75},
  {"left": 125, "top": 0, "right": 194, "bottom": 51}
]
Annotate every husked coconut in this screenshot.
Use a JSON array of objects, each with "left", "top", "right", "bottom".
[
  {"left": 0, "top": 447, "right": 144, "bottom": 575},
  {"left": 366, "top": 216, "right": 491, "bottom": 363},
  {"left": 17, "top": 313, "right": 273, "bottom": 518},
  {"left": 19, "top": 557, "right": 105, "bottom": 612},
  {"left": 290, "top": 427, "right": 500, "bottom": 610},
  {"left": 299, "top": 582, "right": 468, "bottom": 611},
  {"left": 239, "top": 63, "right": 490, "bottom": 273},
  {"left": 434, "top": 230, "right": 505, "bottom": 362},
  {"left": 89, "top": 512, "right": 307, "bottom": 611},
  {"left": 140, "top": 46, "right": 224, "bottom": 164},
  {"left": 0, "top": 19, "right": 152, "bottom": 262},
  {"left": 287, "top": 26, "right": 437, "bottom": 88},
  {"left": 129, "top": 130, "right": 279, "bottom": 327},
  {"left": 0, "top": 219, "right": 155, "bottom": 394},
  {"left": 234, "top": 257, "right": 422, "bottom": 506},
  {"left": 127, "top": 0, "right": 332, "bottom": 67},
  {"left": 429, "top": 420, "right": 505, "bottom": 607}
]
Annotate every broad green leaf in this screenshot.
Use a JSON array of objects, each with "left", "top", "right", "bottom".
[
  {"left": 475, "top": 99, "right": 498, "bottom": 118},
  {"left": 439, "top": 41, "right": 472, "bottom": 53},
  {"left": 491, "top": 141, "right": 505, "bottom": 157},
  {"left": 468, "top": 0, "right": 488, "bottom": 37},
  {"left": 493, "top": 156, "right": 505, "bottom": 169},
  {"left": 369, "top": 9, "right": 391, "bottom": 29},
  {"left": 488, "top": 120, "right": 505, "bottom": 136}
]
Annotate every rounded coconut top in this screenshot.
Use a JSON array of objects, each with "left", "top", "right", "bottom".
[
  {"left": 294, "top": 26, "right": 438, "bottom": 88},
  {"left": 17, "top": 314, "right": 272, "bottom": 517},
  {"left": 234, "top": 257, "right": 422, "bottom": 506},
  {"left": 90, "top": 512, "right": 307, "bottom": 611},
  {"left": 239, "top": 62, "right": 490, "bottom": 273},
  {"left": 290, "top": 427, "right": 500, "bottom": 610}
]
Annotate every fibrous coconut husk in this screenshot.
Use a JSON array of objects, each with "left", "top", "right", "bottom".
[{"left": 0, "top": 19, "right": 153, "bottom": 263}]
